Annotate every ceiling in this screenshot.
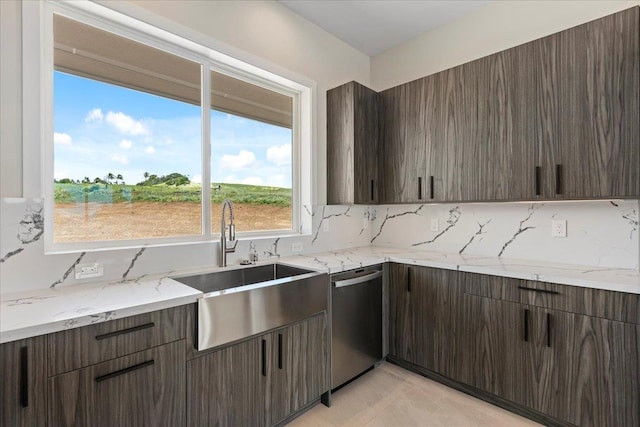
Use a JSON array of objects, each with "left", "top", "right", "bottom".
[{"left": 278, "top": 0, "right": 492, "bottom": 56}]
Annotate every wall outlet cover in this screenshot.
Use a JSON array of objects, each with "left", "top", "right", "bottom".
[
  {"left": 75, "top": 262, "right": 104, "bottom": 279},
  {"left": 291, "top": 242, "right": 303, "bottom": 253},
  {"left": 552, "top": 219, "right": 567, "bottom": 238},
  {"left": 430, "top": 218, "right": 439, "bottom": 232},
  {"left": 323, "top": 220, "right": 329, "bottom": 232},
  {"left": 363, "top": 218, "right": 368, "bottom": 230}
]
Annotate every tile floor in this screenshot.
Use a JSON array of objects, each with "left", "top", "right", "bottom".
[{"left": 290, "top": 362, "right": 541, "bottom": 426}]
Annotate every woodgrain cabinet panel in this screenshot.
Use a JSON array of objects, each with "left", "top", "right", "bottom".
[
  {"left": 327, "top": 81, "right": 379, "bottom": 204},
  {"left": 49, "top": 340, "right": 186, "bottom": 427},
  {"left": 556, "top": 7, "right": 640, "bottom": 198},
  {"left": 0, "top": 336, "right": 47, "bottom": 427},
  {"left": 48, "top": 305, "right": 186, "bottom": 376},
  {"left": 187, "top": 336, "right": 265, "bottom": 427}
]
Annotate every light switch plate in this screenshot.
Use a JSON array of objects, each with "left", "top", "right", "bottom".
[
  {"left": 75, "top": 262, "right": 104, "bottom": 279},
  {"left": 323, "top": 220, "right": 329, "bottom": 232},
  {"left": 363, "top": 218, "right": 368, "bottom": 230},
  {"left": 291, "top": 242, "right": 303, "bottom": 253},
  {"left": 552, "top": 220, "right": 567, "bottom": 238},
  {"left": 430, "top": 218, "right": 439, "bottom": 232}
]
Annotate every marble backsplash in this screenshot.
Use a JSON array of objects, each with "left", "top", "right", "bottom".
[
  {"left": 1, "top": 197, "right": 638, "bottom": 294},
  {"left": 370, "top": 200, "right": 639, "bottom": 270},
  {"left": 1, "top": 199, "right": 371, "bottom": 294}
]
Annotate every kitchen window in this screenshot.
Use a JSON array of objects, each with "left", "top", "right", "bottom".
[{"left": 34, "top": 1, "right": 312, "bottom": 252}]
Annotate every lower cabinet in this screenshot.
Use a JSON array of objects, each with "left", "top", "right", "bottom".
[
  {"left": 389, "top": 264, "right": 640, "bottom": 427},
  {"left": 48, "top": 340, "right": 186, "bottom": 427},
  {"left": 463, "top": 280, "right": 640, "bottom": 426},
  {"left": 0, "top": 336, "right": 47, "bottom": 426},
  {"left": 187, "top": 313, "right": 329, "bottom": 427}
]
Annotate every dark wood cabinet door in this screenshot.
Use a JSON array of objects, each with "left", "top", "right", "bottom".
[
  {"left": 327, "top": 81, "right": 378, "bottom": 205},
  {"left": 269, "top": 314, "right": 328, "bottom": 425},
  {"left": 0, "top": 336, "right": 47, "bottom": 427},
  {"left": 388, "top": 263, "right": 433, "bottom": 368},
  {"left": 557, "top": 7, "right": 640, "bottom": 198},
  {"left": 187, "top": 337, "right": 265, "bottom": 427},
  {"left": 49, "top": 340, "right": 186, "bottom": 427},
  {"left": 463, "top": 294, "right": 529, "bottom": 405},
  {"left": 550, "top": 310, "right": 639, "bottom": 427},
  {"left": 476, "top": 46, "right": 538, "bottom": 201},
  {"left": 380, "top": 77, "right": 432, "bottom": 203}
]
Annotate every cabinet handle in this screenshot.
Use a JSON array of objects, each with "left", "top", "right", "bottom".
[
  {"left": 261, "top": 339, "right": 267, "bottom": 377},
  {"left": 546, "top": 313, "right": 552, "bottom": 348},
  {"left": 407, "top": 267, "right": 412, "bottom": 293},
  {"left": 418, "top": 177, "right": 422, "bottom": 200},
  {"left": 20, "top": 346, "right": 28, "bottom": 408},
  {"left": 535, "top": 166, "right": 541, "bottom": 196},
  {"left": 555, "top": 164, "right": 562, "bottom": 195},
  {"left": 517, "top": 286, "right": 559, "bottom": 295},
  {"left": 95, "top": 359, "right": 154, "bottom": 383},
  {"left": 523, "top": 309, "right": 530, "bottom": 342},
  {"left": 429, "top": 176, "right": 434, "bottom": 199},
  {"left": 95, "top": 322, "right": 155, "bottom": 341},
  {"left": 278, "top": 333, "right": 283, "bottom": 370},
  {"left": 370, "top": 179, "right": 374, "bottom": 201}
]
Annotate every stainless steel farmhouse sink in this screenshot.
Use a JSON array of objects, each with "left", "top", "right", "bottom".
[{"left": 173, "top": 263, "right": 328, "bottom": 351}]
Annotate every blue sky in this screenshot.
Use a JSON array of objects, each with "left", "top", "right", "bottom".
[{"left": 53, "top": 71, "right": 292, "bottom": 188}]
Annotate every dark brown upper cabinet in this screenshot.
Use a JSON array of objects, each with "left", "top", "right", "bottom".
[
  {"left": 379, "top": 78, "right": 434, "bottom": 203},
  {"left": 327, "top": 81, "right": 379, "bottom": 205},
  {"left": 554, "top": 7, "right": 640, "bottom": 199}
]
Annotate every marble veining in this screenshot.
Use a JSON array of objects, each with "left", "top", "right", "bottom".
[
  {"left": 459, "top": 219, "right": 491, "bottom": 254},
  {"left": 312, "top": 206, "right": 351, "bottom": 244},
  {"left": 412, "top": 206, "right": 460, "bottom": 246},
  {"left": 371, "top": 205, "right": 424, "bottom": 243},
  {"left": 0, "top": 201, "right": 44, "bottom": 263},
  {"left": 122, "top": 247, "right": 146, "bottom": 279},
  {"left": 498, "top": 204, "right": 540, "bottom": 256},
  {"left": 50, "top": 252, "right": 86, "bottom": 288}
]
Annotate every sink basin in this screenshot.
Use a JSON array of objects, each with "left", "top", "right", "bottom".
[
  {"left": 173, "top": 263, "right": 314, "bottom": 293},
  {"left": 173, "top": 263, "right": 329, "bottom": 351}
]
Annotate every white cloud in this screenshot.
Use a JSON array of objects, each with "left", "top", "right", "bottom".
[
  {"left": 242, "top": 176, "right": 263, "bottom": 186},
  {"left": 119, "top": 139, "right": 133, "bottom": 149},
  {"left": 84, "top": 108, "right": 104, "bottom": 123},
  {"left": 54, "top": 171, "right": 68, "bottom": 180},
  {"left": 190, "top": 174, "right": 202, "bottom": 184},
  {"left": 105, "top": 111, "right": 149, "bottom": 136},
  {"left": 266, "top": 174, "right": 288, "bottom": 188},
  {"left": 110, "top": 153, "right": 129, "bottom": 165},
  {"left": 54, "top": 132, "right": 72, "bottom": 145},
  {"left": 266, "top": 144, "right": 291, "bottom": 166},
  {"left": 145, "top": 146, "right": 156, "bottom": 154},
  {"left": 220, "top": 150, "right": 256, "bottom": 170}
]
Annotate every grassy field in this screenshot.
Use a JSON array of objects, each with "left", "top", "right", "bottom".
[{"left": 54, "top": 182, "right": 292, "bottom": 206}]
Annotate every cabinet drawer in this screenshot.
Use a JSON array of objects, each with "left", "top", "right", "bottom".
[
  {"left": 48, "top": 340, "right": 185, "bottom": 427},
  {"left": 48, "top": 305, "right": 186, "bottom": 376},
  {"left": 504, "top": 281, "right": 639, "bottom": 324}
]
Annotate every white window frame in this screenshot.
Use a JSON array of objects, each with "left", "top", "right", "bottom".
[{"left": 23, "top": 0, "right": 315, "bottom": 254}]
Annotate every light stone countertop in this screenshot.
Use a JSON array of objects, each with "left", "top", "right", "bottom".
[{"left": 2, "top": 246, "right": 638, "bottom": 344}]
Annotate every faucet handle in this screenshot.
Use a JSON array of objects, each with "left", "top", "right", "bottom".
[{"left": 229, "top": 224, "right": 235, "bottom": 241}]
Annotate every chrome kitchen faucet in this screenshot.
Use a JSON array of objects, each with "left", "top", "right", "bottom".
[{"left": 220, "top": 199, "right": 237, "bottom": 267}]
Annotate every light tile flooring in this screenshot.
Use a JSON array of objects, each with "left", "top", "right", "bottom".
[{"left": 290, "top": 362, "right": 541, "bottom": 427}]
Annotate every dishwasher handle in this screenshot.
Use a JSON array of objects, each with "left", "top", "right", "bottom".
[{"left": 332, "top": 270, "right": 382, "bottom": 288}]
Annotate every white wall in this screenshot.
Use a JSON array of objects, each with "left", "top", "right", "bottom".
[
  {"left": 0, "top": 0, "right": 371, "bottom": 204},
  {"left": 371, "top": 0, "right": 640, "bottom": 91}
]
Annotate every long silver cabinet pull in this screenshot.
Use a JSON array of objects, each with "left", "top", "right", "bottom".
[{"left": 332, "top": 271, "right": 382, "bottom": 288}]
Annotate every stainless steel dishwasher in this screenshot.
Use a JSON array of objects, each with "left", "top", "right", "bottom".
[{"left": 331, "top": 265, "right": 383, "bottom": 390}]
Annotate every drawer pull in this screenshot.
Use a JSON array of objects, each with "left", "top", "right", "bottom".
[
  {"left": 261, "top": 339, "right": 267, "bottom": 377},
  {"left": 517, "top": 286, "right": 559, "bottom": 295},
  {"left": 278, "top": 333, "right": 283, "bottom": 370},
  {"left": 95, "top": 322, "right": 155, "bottom": 341},
  {"left": 95, "top": 359, "right": 154, "bottom": 383},
  {"left": 20, "top": 346, "right": 28, "bottom": 408}
]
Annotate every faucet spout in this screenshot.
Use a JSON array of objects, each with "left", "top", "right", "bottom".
[{"left": 220, "top": 199, "right": 237, "bottom": 267}]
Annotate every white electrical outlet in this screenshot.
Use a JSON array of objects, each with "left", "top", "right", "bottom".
[
  {"left": 552, "top": 220, "right": 567, "bottom": 238},
  {"left": 430, "top": 218, "right": 439, "bottom": 232},
  {"left": 75, "top": 262, "right": 104, "bottom": 279},
  {"left": 323, "top": 220, "right": 329, "bottom": 232},
  {"left": 291, "top": 242, "right": 303, "bottom": 253},
  {"left": 363, "top": 218, "right": 368, "bottom": 230}
]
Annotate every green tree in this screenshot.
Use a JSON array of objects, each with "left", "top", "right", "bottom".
[{"left": 116, "top": 174, "right": 124, "bottom": 185}]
